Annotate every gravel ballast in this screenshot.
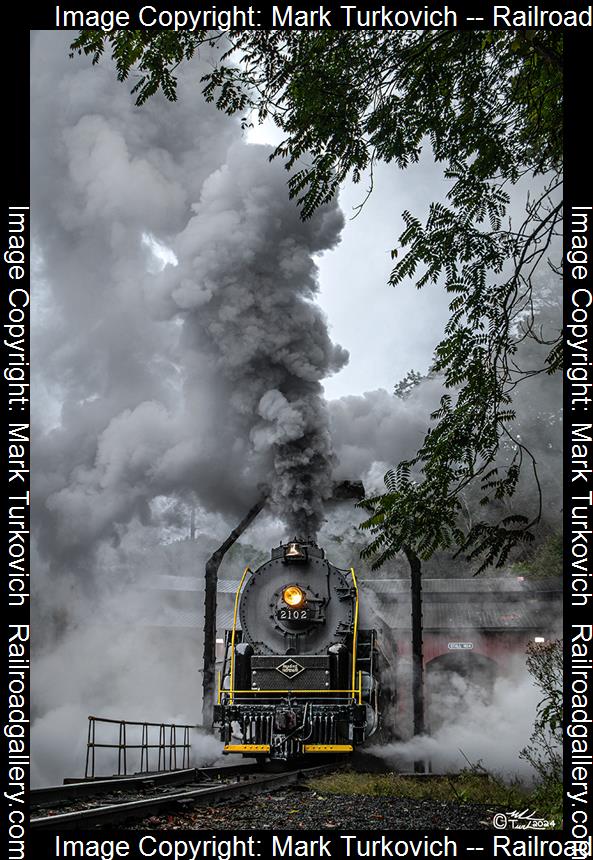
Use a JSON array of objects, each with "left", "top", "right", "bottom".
[{"left": 132, "top": 784, "right": 507, "bottom": 830}]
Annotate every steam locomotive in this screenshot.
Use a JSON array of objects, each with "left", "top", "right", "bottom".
[{"left": 213, "top": 538, "right": 392, "bottom": 760}]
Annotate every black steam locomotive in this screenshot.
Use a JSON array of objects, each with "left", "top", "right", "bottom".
[{"left": 214, "top": 539, "right": 391, "bottom": 760}]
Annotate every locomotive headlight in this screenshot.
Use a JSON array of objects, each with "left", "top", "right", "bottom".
[{"left": 283, "top": 585, "right": 304, "bottom": 607}]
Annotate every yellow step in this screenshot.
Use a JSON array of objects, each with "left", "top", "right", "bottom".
[{"left": 223, "top": 744, "right": 270, "bottom": 753}]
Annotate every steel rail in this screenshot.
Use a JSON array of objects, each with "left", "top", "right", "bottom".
[
  {"left": 31, "top": 762, "right": 261, "bottom": 809},
  {"left": 31, "top": 764, "right": 337, "bottom": 830}
]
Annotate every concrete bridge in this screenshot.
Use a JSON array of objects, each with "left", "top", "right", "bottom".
[
  {"left": 361, "top": 576, "right": 562, "bottom": 668},
  {"left": 148, "top": 572, "right": 562, "bottom": 672},
  {"left": 145, "top": 572, "right": 561, "bottom": 717},
  {"left": 360, "top": 576, "right": 562, "bottom": 732}
]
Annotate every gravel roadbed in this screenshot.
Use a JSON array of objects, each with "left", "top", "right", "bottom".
[{"left": 131, "top": 784, "right": 507, "bottom": 830}]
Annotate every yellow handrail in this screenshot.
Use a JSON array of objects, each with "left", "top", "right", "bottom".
[
  {"left": 350, "top": 567, "right": 359, "bottom": 696},
  {"left": 232, "top": 688, "right": 361, "bottom": 694},
  {"left": 229, "top": 566, "right": 252, "bottom": 703},
  {"left": 228, "top": 564, "right": 360, "bottom": 702}
]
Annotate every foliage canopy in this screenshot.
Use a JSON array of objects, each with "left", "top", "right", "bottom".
[{"left": 70, "top": 29, "right": 563, "bottom": 571}]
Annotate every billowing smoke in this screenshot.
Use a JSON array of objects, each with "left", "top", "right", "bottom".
[
  {"left": 32, "top": 32, "right": 561, "bottom": 579},
  {"left": 329, "top": 382, "right": 444, "bottom": 485},
  {"left": 150, "top": 142, "right": 347, "bottom": 536},
  {"left": 31, "top": 32, "right": 346, "bottom": 784},
  {"left": 32, "top": 31, "right": 346, "bottom": 586}
]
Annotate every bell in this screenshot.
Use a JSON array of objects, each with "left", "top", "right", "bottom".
[
  {"left": 284, "top": 538, "right": 307, "bottom": 564},
  {"left": 285, "top": 543, "right": 303, "bottom": 559}
]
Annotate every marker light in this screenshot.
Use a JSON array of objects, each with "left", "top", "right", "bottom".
[{"left": 283, "top": 585, "right": 304, "bottom": 607}]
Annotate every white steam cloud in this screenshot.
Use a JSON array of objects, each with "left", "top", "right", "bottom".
[{"left": 373, "top": 656, "right": 545, "bottom": 780}]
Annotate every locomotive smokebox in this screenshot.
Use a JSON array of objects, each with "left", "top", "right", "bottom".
[{"left": 213, "top": 538, "right": 389, "bottom": 760}]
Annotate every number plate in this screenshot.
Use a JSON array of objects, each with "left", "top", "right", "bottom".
[{"left": 276, "top": 608, "right": 310, "bottom": 621}]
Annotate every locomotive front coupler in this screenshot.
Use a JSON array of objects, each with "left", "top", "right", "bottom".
[{"left": 272, "top": 702, "right": 310, "bottom": 746}]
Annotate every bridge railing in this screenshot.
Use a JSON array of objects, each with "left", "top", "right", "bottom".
[{"left": 84, "top": 715, "right": 193, "bottom": 779}]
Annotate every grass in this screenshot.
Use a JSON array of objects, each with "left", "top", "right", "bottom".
[
  {"left": 308, "top": 769, "right": 558, "bottom": 816},
  {"left": 529, "top": 779, "right": 563, "bottom": 826}
]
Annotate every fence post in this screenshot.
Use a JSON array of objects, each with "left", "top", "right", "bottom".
[
  {"left": 158, "top": 724, "right": 165, "bottom": 772},
  {"left": 140, "top": 723, "right": 148, "bottom": 773},
  {"left": 84, "top": 717, "right": 94, "bottom": 779}
]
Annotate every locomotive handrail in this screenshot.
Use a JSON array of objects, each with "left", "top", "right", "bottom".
[
  {"left": 230, "top": 689, "right": 360, "bottom": 694},
  {"left": 226, "top": 564, "right": 361, "bottom": 703},
  {"left": 350, "top": 567, "right": 359, "bottom": 698},
  {"left": 229, "top": 566, "right": 253, "bottom": 703}
]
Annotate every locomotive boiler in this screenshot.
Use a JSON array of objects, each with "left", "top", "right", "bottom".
[{"left": 214, "top": 538, "right": 390, "bottom": 760}]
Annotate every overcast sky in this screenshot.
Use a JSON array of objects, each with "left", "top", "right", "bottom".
[{"left": 246, "top": 121, "right": 452, "bottom": 399}]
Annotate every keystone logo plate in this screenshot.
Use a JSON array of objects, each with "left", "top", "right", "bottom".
[{"left": 276, "top": 659, "right": 305, "bottom": 678}]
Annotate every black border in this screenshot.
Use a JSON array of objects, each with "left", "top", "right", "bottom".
[
  {"left": 2, "top": 5, "right": 584, "bottom": 858},
  {"left": 563, "top": 24, "right": 593, "bottom": 856},
  {"left": 2, "top": 11, "right": 30, "bottom": 860}
]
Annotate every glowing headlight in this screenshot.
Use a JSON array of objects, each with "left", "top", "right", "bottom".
[{"left": 283, "top": 585, "right": 304, "bottom": 607}]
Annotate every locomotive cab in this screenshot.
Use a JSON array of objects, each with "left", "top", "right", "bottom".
[{"left": 213, "top": 539, "right": 386, "bottom": 760}]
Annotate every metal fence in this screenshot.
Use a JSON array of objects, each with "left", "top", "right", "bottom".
[{"left": 85, "top": 715, "right": 193, "bottom": 779}]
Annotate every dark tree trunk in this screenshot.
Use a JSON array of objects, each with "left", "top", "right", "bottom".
[
  {"left": 202, "top": 498, "right": 266, "bottom": 727},
  {"left": 404, "top": 546, "right": 426, "bottom": 773}
]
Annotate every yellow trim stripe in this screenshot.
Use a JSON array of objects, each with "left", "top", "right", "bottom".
[
  {"left": 224, "top": 744, "right": 270, "bottom": 753},
  {"left": 350, "top": 567, "right": 359, "bottom": 696},
  {"left": 303, "top": 744, "right": 353, "bottom": 753},
  {"left": 232, "top": 688, "right": 361, "bottom": 694},
  {"left": 229, "top": 566, "right": 252, "bottom": 703},
  {"left": 228, "top": 564, "right": 360, "bottom": 703}
]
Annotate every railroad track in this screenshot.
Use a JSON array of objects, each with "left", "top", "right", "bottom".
[
  {"left": 32, "top": 762, "right": 258, "bottom": 808},
  {"left": 31, "top": 763, "right": 337, "bottom": 830}
]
